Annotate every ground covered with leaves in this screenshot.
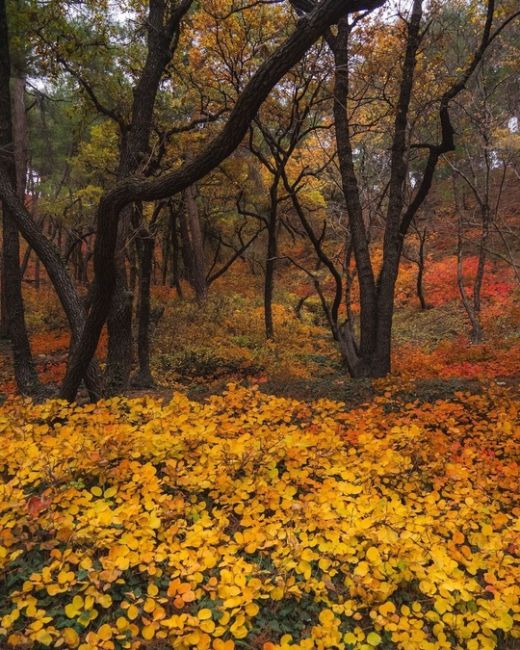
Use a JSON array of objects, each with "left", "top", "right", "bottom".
[{"left": 0, "top": 384, "right": 518, "bottom": 649}]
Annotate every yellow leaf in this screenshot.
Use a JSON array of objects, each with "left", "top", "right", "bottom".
[
  {"left": 144, "top": 598, "right": 156, "bottom": 613},
  {"left": 367, "top": 631, "right": 382, "bottom": 646},
  {"left": 231, "top": 624, "right": 248, "bottom": 639},
  {"left": 245, "top": 602, "right": 259, "bottom": 617},
  {"left": 201, "top": 619, "right": 216, "bottom": 633},
  {"left": 97, "top": 624, "right": 112, "bottom": 641},
  {"left": 379, "top": 602, "right": 396, "bottom": 616},
  {"left": 271, "top": 586, "right": 284, "bottom": 601},
  {"left": 354, "top": 561, "right": 369, "bottom": 577},
  {"left": 319, "top": 609, "right": 335, "bottom": 626},
  {"left": 434, "top": 598, "right": 449, "bottom": 615},
  {"left": 62, "top": 628, "right": 79, "bottom": 647},
  {"left": 65, "top": 595, "right": 83, "bottom": 619},
  {"left": 301, "top": 548, "right": 316, "bottom": 562},
  {"left": 35, "top": 630, "right": 53, "bottom": 646},
  {"left": 366, "top": 546, "right": 381, "bottom": 564},
  {"left": 147, "top": 583, "right": 159, "bottom": 597},
  {"left": 116, "top": 617, "right": 129, "bottom": 631}
]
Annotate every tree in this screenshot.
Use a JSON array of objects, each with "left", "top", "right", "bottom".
[
  {"left": 323, "top": 0, "right": 519, "bottom": 377},
  {"left": 447, "top": 45, "right": 520, "bottom": 342},
  {"left": 57, "top": 0, "right": 387, "bottom": 401},
  {"left": 0, "top": 0, "right": 40, "bottom": 394}
]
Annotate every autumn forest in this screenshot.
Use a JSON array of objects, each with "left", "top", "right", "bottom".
[{"left": 0, "top": 0, "right": 519, "bottom": 648}]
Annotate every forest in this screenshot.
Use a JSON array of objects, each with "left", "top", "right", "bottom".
[{"left": 0, "top": 0, "right": 519, "bottom": 648}]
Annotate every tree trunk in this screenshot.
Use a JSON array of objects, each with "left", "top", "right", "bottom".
[
  {"left": 161, "top": 218, "right": 170, "bottom": 285},
  {"left": 0, "top": 4, "right": 40, "bottom": 394},
  {"left": 416, "top": 230, "right": 428, "bottom": 310},
  {"left": 105, "top": 264, "right": 133, "bottom": 394},
  {"left": 331, "top": 1, "right": 423, "bottom": 377},
  {"left": 457, "top": 223, "right": 482, "bottom": 344},
  {"left": 184, "top": 184, "right": 207, "bottom": 302},
  {"left": 168, "top": 203, "right": 183, "bottom": 297},
  {"left": 331, "top": 18, "right": 378, "bottom": 372},
  {"left": 0, "top": 256, "right": 7, "bottom": 338},
  {"left": 473, "top": 204, "right": 490, "bottom": 316},
  {"left": 264, "top": 183, "right": 278, "bottom": 340},
  {"left": 134, "top": 228, "right": 155, "bottom": 387}
]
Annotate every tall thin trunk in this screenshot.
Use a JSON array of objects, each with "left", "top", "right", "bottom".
[
  {"left": 473, "top": 205, "right": 490, "bottom": 316},
  {"left": 0, "top": 3, "right": 40, "bottom": 393},
  {"left": 416, "top": 242, "right": 427, "bottom": 310},
  {"left": 134, "top": 228, "right": 155, "bottom": 386},
  {"left": 131, "top": 202, "right": 161, "bottom": 387},
  {"left": 169, "top": 203, "right": 183, "bottom": 297},
  {"left": 161, "top": 218, "right": 170, "bottom": 285},
  {"left": 105, "top": 265, "right": 133, "bottom": 394},
  {"left": 371, "top": 0, "right": 423, "bottom": 376},
  {"left": 0, "top": 257, "right": 7, "bottom": 338},
  {"left": 332, "top": 18, "right": 377, "bottom": 372},
  {"left": 264, "top": 182, "right": 278, "bottom": 340},
  {"left": 184, "top": 184, "right": 207, "bottom": 302},
  {"left": 457, "top": 218, "right": 482, "bottom": 343}
]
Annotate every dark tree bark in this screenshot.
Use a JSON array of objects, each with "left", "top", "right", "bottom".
[
  {"left": 101, "top": 0, "right": 196, "bottom": 393},
  {"left": 133, "top": 202, "right": 163, "bottom": 387},
  {"left": 161, "top": 217, "right": 170, "bottom": 285},
  {"left": 473, "top": 206, "right": 490, "bottom": 317},
  {"left": 416, "top": 229, "right": 428, "bottom": 311},
  {"left": 135, "top": 231, "right": 155, "bottom": 386},
  {"left": 371, "top": 0, "right": 424, "bottom": 376},
  {"left": 330, "top": 15, "right": 378, "bottom": 376},
  {"left": 183, "top": 184, "right": 207, "bottom": 302},
  {"left": 0, "top": 0, "right": 40, "bottom": 394},
  {"left": 168, "top": 201, "right": 184, "bottom": 297},
  {"left": 0, "top": 258, "right": 7, "bottom": 338},
  {"left": 264, "top": 180, "right": 279, "bottom": 340},
  {"left": 0, "top": 0, "right": 103, "bottom": 399}
]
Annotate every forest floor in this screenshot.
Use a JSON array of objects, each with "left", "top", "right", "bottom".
[
  {"left": 0, "top": 258, "right": 519, "bottom": 649},
  {"left": 1, "top": 254, "right": 519, "bottom": 404}
]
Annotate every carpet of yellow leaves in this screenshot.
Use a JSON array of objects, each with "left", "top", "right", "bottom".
[{"left": 0, "top": 385, "right": 518, "bottom": 649}]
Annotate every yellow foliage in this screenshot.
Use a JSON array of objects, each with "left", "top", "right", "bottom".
[{"left": 0, "top": 385, "right": 518, "bottom": 648}]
